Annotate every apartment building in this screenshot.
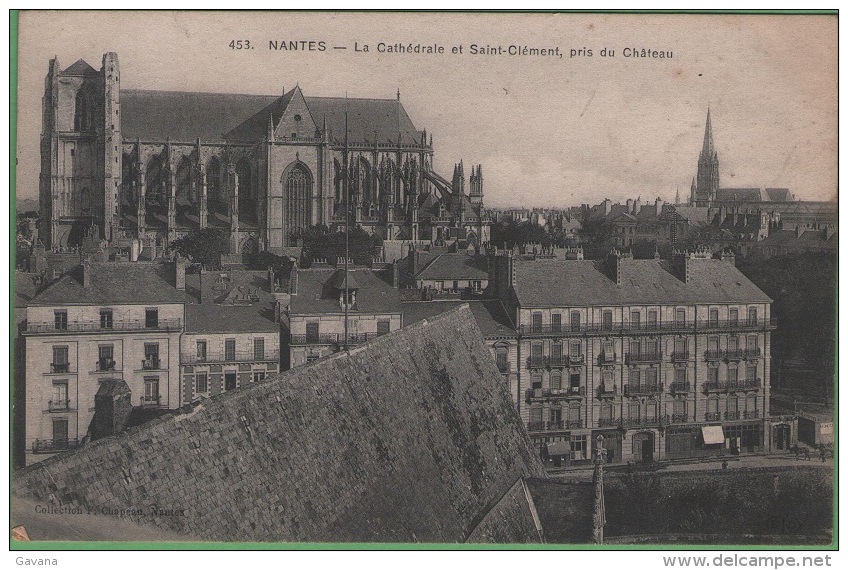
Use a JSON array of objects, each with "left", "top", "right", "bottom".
[
  {"left": 490, "top": 247, "right": 782, "bottom": 466},
  {"left": 180, "top": 269, "right": 280, "bottom": 404},
  {"left": 285, "top": 268, "right": 403, "bottom": 367},
  {"left": 23, "top": 261, "right": 187, "bottom": 465}
]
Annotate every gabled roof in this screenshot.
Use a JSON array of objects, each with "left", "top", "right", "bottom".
[
  {"left": 765, "top": 188, "right": 794, "bottom": 202},
  {"left": 512, "top": 258, "right": 771, "bottom": 307},
  {"left": 185, "top": 303, "right": 277, "bottom": 333},
  {"left": 29, "top": 262, "right": 188, "bottom": 306},
  {"left": 415, "top": 253, "right": 488, "bottom": 281},
  {"left": 716, "top": 188, "right": 767, "bottom": 203},
  {"left": 62, "top": 59, "right": 98, "bottom": 75},
  {"left": 307, "top": 96, "right": 422, "bottom": 145}
]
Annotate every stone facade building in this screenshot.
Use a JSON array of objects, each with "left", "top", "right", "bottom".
[
  {"left": 489, "top": 247, "right": 786, "bottom": 466},
  {"left": 39, "top": 53, "right": 490, "bottom": 256}
]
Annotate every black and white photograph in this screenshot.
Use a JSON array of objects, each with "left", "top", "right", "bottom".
[{"left": 9, "top": 10, "right": 838, "bottom": 551}]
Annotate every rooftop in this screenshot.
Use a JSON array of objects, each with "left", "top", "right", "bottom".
[
  {"left": 512, "top": 257, "right": 772, "bottom": 307},
  {"left": 414, "top": 253, "right": 489, "bottom": 281},
  {"left": 29, "top": 262, "right": 189, "bottom": 306},
  {"left": 13, "top": 306, "right": 544, "bottom": 542},
  {"left": 289, "top": 268, "right": 402, "bottom": 315},
  {"left": 402, "top": 299, "right": 515, "bottom": 338}
]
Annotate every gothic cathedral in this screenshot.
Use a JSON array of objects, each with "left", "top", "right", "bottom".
[{"left": 39, "top": 53, "right": 491, "bottom": 257}]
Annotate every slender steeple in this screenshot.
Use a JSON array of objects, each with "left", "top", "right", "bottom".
[{"left": 694, "top": 108, "right": 720, "bottom": 207}]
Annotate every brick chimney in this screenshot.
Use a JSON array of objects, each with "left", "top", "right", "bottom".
[
  {"left": 606, "top": 249, "right": 630, "bottom": 286},
  {"left": 720, "top": 248, "right": 736, "bottom": 266}
]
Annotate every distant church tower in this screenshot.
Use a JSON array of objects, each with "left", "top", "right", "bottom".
[{"left": 691, "top": 108, "right": 719, "bottom": 207}]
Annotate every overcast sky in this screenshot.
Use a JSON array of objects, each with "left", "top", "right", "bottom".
[{"left": 16, "top": 11, "right": 837, "bottom": 208}]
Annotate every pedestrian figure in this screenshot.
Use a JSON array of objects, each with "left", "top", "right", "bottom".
[
  {"left": 793, "top": 444, "right": 800, "bottom": 460},
  {"left": 804, "top": 448, "right": 811, "bottom": 461},
  {"left": 820, "top": 447, "right": 826, "bottom": 462},
  {"left": 722, "top": 460, "right": 728, "bottom": 470}
]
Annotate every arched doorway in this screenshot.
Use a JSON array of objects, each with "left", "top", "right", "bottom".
[
  {"left": 632, "top": 432, "right": 655, "bottom": 462},
  {"left": 774, "top": 424, "right": 791, "bottom": 451}
]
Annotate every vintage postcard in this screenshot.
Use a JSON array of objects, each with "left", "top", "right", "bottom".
[{"left": 10, "top": 10, "right": 837, "bottom": 551}]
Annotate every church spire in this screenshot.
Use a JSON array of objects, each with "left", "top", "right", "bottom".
[{"left": 701, "top": 107, "right": 715, "bottom": 160}]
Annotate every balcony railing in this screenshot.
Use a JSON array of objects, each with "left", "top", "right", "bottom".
[
  {"left": 597, "top": 384, "right": 618, "bottom": 397},
  {"left": 32, "top": 438, "right": 79, "bottom": 453},
  {"left": 140, "top": 394, "right": 162, "bottom": 407},
  {"left": 624, "top": 382, "right": 663, "bottom": 396},
  {"left": 182, "top": 349, "right": 280, "bottom": 365},
  {"left": 525, "top": 386, "right": 586, "bottom": 402},
  {"left": 96, "top": 359, "right": 116, "bottom": 372},
  {"left": 546, "top": 355, "right": 586, "bottom": 368},
  {"left": 624, "top": 351, "right": 662, "bottom": 365},
  {"left": 703, "top": 379, "right": 761, "bottom": 392},
  {"left": 669, "top": 381, "right": 691, "bottom": 393},
  {"left": 704, "top": 350, "right": 722, "bottom": 361},
  {"left": 622, "top": 416, "right": 662, "bottom": 427},
  {"left": 140, "top": 358, "right": 161, "bottom": 370},
  {"left": 746, "top": 348, "right": 762, "bottom": 359},
  {"left": 670, "top": 414, "right": 688, "bottom": 423},
  {"left": 670, "top": 351, "right": 690, "bottom": 362},
  {"left": 518, "top": 317, "right": 776, "bottom": 337},
  {"left": 705, "top": 412, "right": 722, "bottom": 421},
  {"left": 289, "top": 332, "right": 383, "bottom": 346},
  {"left": 743, "top": 410, "right": 760, "bottom": 419},
  {"left": 50, "top": 363, "right": 71, "bottom": 373},
  {"left": 527, "top": 356, "right": 546, "bottom": 369},
  {"left": 527, "top": 420, "right": 583, "bottom": 432},
  {"left": 47, "top": 399, "right": 71, "bottom": 412},
  {"left": 27, "top": 318, "right": 183, "bottom": 334},
  {"left": 725, "top": 411, "right": 741, "bottom": 420},
  {"left": 723, "top": 349, "right": 745, "bottom": 361},
  {"left": 598, "top": 418, "right": 619, "bottom": 427}
]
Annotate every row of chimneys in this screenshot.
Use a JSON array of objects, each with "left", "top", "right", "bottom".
[{"left": 601, "top": 197, "right": 666, "bottom": 217}]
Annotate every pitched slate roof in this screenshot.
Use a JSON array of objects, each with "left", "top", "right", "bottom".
[
  {"left": 185, "top": 303, "right": 277, "bottom": 333},
  {"left": 13, "top": 306, "right": 545, "bottom": 542},
  {"left": 289, "top": 268, "right": 401, "bottom": 314},
  {"left": 120, "top": 88, "right": 423, "bottom": 144},
  {"left": 765, "top": 188, "right": 794, "bottom": 202},
  {"left": 29, "top": 262, "right": 189, "bottom": 306},
  {"left": 512, "top": 258, "right": 771, "bottom": 308},
  {"left": 716, "top": 188, "right": 766, "bottom": 202},
  {"left": 415, "top": 253, "right": 489, "bottom": 281},
  {"left": 401, "top": 299, "right": 515, "bottom": 338}
]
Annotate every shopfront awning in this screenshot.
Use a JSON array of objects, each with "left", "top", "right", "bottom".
[
  {"left": 702, "top": 425, "right": 726, "bottom": 445},
  {"left": 546, "top": 441, "right": 571, "bottom": 456}
]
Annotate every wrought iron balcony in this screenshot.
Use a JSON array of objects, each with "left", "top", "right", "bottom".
[
  {"left": 622, "top": 416, "right": 662, "bottom": 427},
  {"left": 624, "top": 382, "right": 663, "bottom": 396},
  {"left": 525, "top": 386, "right": 585, "bottom": 402},
  {"left": 597, "top": 384, "right": 618, "bottom": 398},
  {"left": 527, "top": 420, "right": 583, "bottom": 432},
  {"left": 47, "top": 399, "right": 71, "bottom": 412},
  {"left": 32, "top": 438, "right": 79, "bottom": 453},
  {"left": 526, "top": 356, "right": 546, "bottom": 369},
  {"left": 743, "top": 410, "right": 760, "bottom": 419},
  {"left": 704, "top": 412, "right": 722, "bottom": 421},
  {"left": 27, "top": 318, "right": 183, "bottom": 334},
  {"left": 289, "top": 332, "right": 380, "bottom": 346},
  {"left": 745, "top": 348, "right": 762, "bottom": 359},
  {"left": 50, "top": 363, "right": 71, "bottom": 373},
  {"left": 723, "top": 349, "right": 745, "bottom": 361},
  {"left": 141, "top": 358, "right": 161, "bottom": 370},
  {"left": 704, "top": 350, "right": 722, "bottom": 361},
  {"left": 96, "top": 359, "right": 116, "bottom": 372},
  {"left": 670, "top": 414, "right": 688, "bottom": 424},
  {"left": 624, "top": 351, "right": 662, "bottom": 365},
  {"left": 598, "top": 418, "right": 620, "bottom": 427},
  {"left": 669, "top": 381, "right": 691, "bottom": 393},
  {"left": 725, "top": 411, "right": 741, "bottom": 420},
  {"left": 703, "top": 379, "right": 761, "bottom": 392},
  {"left": 182, "top": 349, "right": 280, "bottom": 364},
  {"left": 140, "top": 394, "right": 162, "bottom": 407},
  {"left": 670, "top": 351, "right": 690, "bottom": 362}
]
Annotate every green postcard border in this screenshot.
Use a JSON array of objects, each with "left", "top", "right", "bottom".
[{"left": 7, "top": 8, "right": 838, "bottom": 553}]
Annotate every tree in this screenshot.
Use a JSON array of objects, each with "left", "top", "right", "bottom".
[{"left": 169, "top": 228, "right": 229, "bottom": 270}]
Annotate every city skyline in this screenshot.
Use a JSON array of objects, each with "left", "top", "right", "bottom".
[{"left": 15, "top": 12, "right": 837, "bottom": 209}]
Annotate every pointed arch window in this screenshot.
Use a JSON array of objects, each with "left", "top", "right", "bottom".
[{"left": 284, "top": 163, "right": 312, "bottom": 243}]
